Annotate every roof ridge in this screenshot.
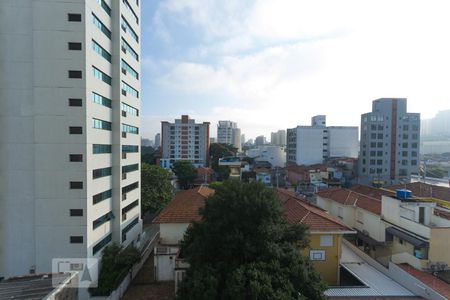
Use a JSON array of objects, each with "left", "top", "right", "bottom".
[
  {"left": 300, "top": 211, "right": 310, "bottom": 223},
  {"left": 293, "top": 198, "right": 349, "bottom": 228}
]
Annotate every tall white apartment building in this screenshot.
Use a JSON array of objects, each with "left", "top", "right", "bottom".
[
  {"left": 161, "top": 115, "right": 210, "bottom": 167},
  {"left": 359, "top": 98, "right": 420, "bottom": 186},
  {"left": 217, "top": 120, "right": 241, "bottom": 151},
  {"left": 0, "top": 0, "right": 142, "bottom": 278},
  {"left": 287, "top": 115, "right": 358, "bottom": 165},
  {"left": 270, "top": 130, "right": 286, "bottom": 146}
]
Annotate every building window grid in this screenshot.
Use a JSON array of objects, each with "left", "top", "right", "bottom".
[
  {"left": 93, "top": 144, "right": 112, "bottom": 154},
  {"left": 122, "top": 145, "right": 139, "bottom": 153},
  {"left": 93, "top": 233, "right": 112, "bottom": 255},
  {"left": 121, "top": 16, "right": 139, "bottom": 43},
  {"left": 121, "top": 102, "right": 139, "bottom": 116},
  {"left": 92, "top": 40, "right": 111, "bottom": 62},
  {"left": 93, "top": 189, "right": 112, "bottom": 204},
  {"left": 93, "top": 66, "right": 111, "bottom": 85},
  {"left": 121, "top": 81, "right": 139, "bottom": 98},
  {"left": 93, "top": 211, "right": 114, "bottom": 229},
  {"left": 92, "top": 13, "right": 111, "bottom": 39},
  {"left": 92, "top": 118, "right": 112, "bottom": 131},
  {"left": 96, "top": 0, "right": 111, "bottom": 16},
  {"left": 92, "top": 92, "right": 112, "bottom": 108},
  {"left": 93, "top": 167, "right": 112, "bottom": 179},
  {"left": 122, "top": 200, "right": 139, "bottom": 215},
  {"left": 121, "top": 38, "right": 139, "bottom": 61},
  {"left": 122, "top": 163, "right": 139, "bottom": 174},
  {"left": 122, "top": 0, "right": 139, "bottom": 24},
  {"left": 122, "top": 181, "right": 139, "bottom": 194},
  {"left": 121, "top": 123, "right": 139, "bottom": 134},
  {"left": 121, "top": 59, "right": 139, "bottom": 79}
]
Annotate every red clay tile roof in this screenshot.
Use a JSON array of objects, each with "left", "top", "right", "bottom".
[
  {"left": 397, "top": 263, "right": 450, "bottom": 299},
  {"left": 277, "top": 189, "right": 353, "bottom": 233},
  {"left": 316, "top": 187, "right": 381, "bottom": 215},
  {"left": 434, "top": 208, "right": 450, "bottom": 220},
  {"left": 387, "top": 182, "right": 450, "bottom": 202},
  {"left": 349, "top": 184, "right": 395, "bottom": 200},
  {"left": 153, "top": 186, "right": 215, "bottom": 224}
]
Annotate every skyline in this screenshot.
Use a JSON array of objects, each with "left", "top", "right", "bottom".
[{"left": 140, "top": 0, "right": 450, "bottom": 139}]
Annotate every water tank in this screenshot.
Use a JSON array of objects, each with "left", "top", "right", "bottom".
[{"left": 396, "top": 189, "right": 412, "bottom": 200}]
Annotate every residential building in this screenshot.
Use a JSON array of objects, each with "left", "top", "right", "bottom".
[
  {"left": 217, "top": 121, "right": 241, "bottom": 151},
  {"left": 359, "top": 98, "right": 420, "bottom": 186},
  {"left": 246, "top": 145, "right": 286, "bottom": 168},
  {"left": 270, "top": 130, "right": 286, "bottom": 146},
  {"left": 255, "top": 135, "right": 266, "bottom": 146},
  {"left": 421, "top": 110, "right": 450, "bottom": 138},
  {"left": 161, "top": 115, "right": 210, "bottom": 168},
  {"left": 0, "top": 0, "right": 142, "bottom": 278},
  {"left": 154, "top": 133, "right": 161, "bottom": 148},
  {"left": 287, "top": 115, "right": 358, "bottom": 166}
]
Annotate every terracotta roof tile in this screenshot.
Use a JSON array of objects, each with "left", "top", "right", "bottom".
[
  {"left": 387, "top": 182, "right": 450, "bottom": 202},
  {"left": 153, "top": 186, "right": 214, "bottom": 224},
  {"left": 316, "top": 187, "right": 381, "bottom": 215}
]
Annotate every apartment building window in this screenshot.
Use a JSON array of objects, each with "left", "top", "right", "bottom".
[
  {"left": 121, "top": 81, "right": 139, "bottom": 98},
  {"left": 70, "top": 209, "right": 83, "bottom": 216},
  {"left": 122, "top": 0, "right": 139, "bottom": 24},
  {"left": 69, "top": 126, "right": 82, "bottom": 134},
  {"left": 93, "top": 212, "right": 114, "bottom": 229},
  {"left": 412, "top": 143, "right": 418, "bottom": 149},
  {"left": 93, "top": 233, "right": 112, "bottom": 255},
  {"left": 310, "top": 250, "right": 325, "bottom": 261},
  {"left": 122, "top": 199, "right": 139, "bottom": 216},
  {"left": 121, "top": 16, "right": 139, "bottom": 43},
  {"left": 122, "top": 181, "right": 139, "bottom": 194},
  {"left": 412, "top": 125, "right": 419, "bottom": 131},
  {"left": 412, "top": 133, "right": 418, "bottom": 140},
  {"left": 92, "top": 40, "right": 111, "bottom": 62},
  {"left": 122, "top": 163, "right": 139, "bottom": 174},
  {"left": 121, "top": 102, "right": 139, "bottom": 116},
  {"left": 377, "top": 133, "right": 383, "bottom": 139},
  {"left": 68, "top": 13, "right": 82, "bottom": 22},
  {"left": 122, "top": 145, "right": 139, "bottom": 153},
  {"left": 69, "top": 154, "right": 83, "bottom": 162},
  {"left": 402, "top": 151, "right": 408, "bottom": 157},
  {"left": 377, "top": 142, "right": 383, "bottom": 148},
  {"left": 121, "top": 59, "right": 139, "bottom": 79},
  {"left": 92, "top": 13, "right": 111, "bottom": 39},
  {"left": 93, "top": 66, "right": 111, "bottom": 85},
  {"left": 68, "top": 42, "right": 82, "bottom": 50},
  {"left": 403, "top": 125, "right": 409, "bottom": 130},
  {"left": 402, "top": 142, "right": 408, "bottom": 148},
  {"left": 70, "top": 236, "right": 83, "bottom": 244},
  {"left": 96, "top": 0, "right": 111, "bottom": 16},
  {"left": 377, "top": 159, "right": 382, "bottom": 165},
  {"left": 412, "top": 160, "right": 417, "bottom": 166},
  {"left": 68, "top": 98, "right": 82, "bottom": 107},
  {"left": 370, "top": 133, "right": 376, "bottom": 139},
  {"left": 412, "top": 151, "right": 418, "bottom": 157},
  {"left": 92, "top": 118, "right": 112, "bottom": 131},
  {"left": 70, "top": 181, "right": 83, "bottom": 189},
  {"left": 370, "top": 142, "right": 376, "bottom": 148},
  {"left": 122, "top": 217, "right": 139, "bottom": 241},
  {"left": 92, "top": 92, "right": 112, "bottom": 108},
  {"left": 370, "top": 125, "right": 377, "bottom": 130},
  {"left": 93, "top": 189, "right": 112, "bottom": 204},
  {"left": 122, "top": 123, "right": 139, "bottom": 134},
  {"left": 93, "top": 167, "right": 112, "bottom": 179},
  {"left": 93, "top": 144, "right": 111, "bottom": 154},
  {"left": 68, "top": 70, "right": 82, "bottom": 78},
  {"left": 121, "top": 38, "right": 139, "bottom": 61}
]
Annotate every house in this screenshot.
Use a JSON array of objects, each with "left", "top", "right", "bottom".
[{"left": 277, "top": 189, "right": 355, "bottom": 285}]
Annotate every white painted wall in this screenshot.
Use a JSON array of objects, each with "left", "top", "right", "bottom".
[
  {"left": 296, "top": 127, "right": 324, "bottom": 165},
  {"left": 328, "top": 127, "right": 359, "bottom": 158},
  {"left": 160, "top": 223, "right": 190, "bottom": 245}
]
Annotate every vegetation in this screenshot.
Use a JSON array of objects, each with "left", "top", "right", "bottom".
[
  {"left": 208, "top": 181, "right": 223, "bottom": 189},
  {"left": 209, "top": 143, "right": 237, "bottom": 181},
  {"left": 172, "top": 160, "right": 197, "bottom": 189},
  {"left": 177, "top": 181, "right": 327, "bottom": 300},
  {"left": 90, "top": 243, "right": 140, "bottom": 296},
  {"left": 141, "top": 163, "right": 173, "bottom": 214},
  {"left": 141, "top": 146, "right": 159, "bottom": 165},
  {"left": 421, "top": 165, "right": 448, "bottom": 178}
]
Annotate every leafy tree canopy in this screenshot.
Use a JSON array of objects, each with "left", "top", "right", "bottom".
[
  {"left": 177, "top": 181, "right": 327, "bottom": 300},
  {"left": 172, "top": 160, "right": 197, "bottom": 190},
  {"left": 141, "top": 163, "right": 173, "bottom": 213},
  {"left": 210, "top": 143, "right": 237, "bottom": 181}
]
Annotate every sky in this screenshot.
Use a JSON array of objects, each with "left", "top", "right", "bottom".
[{"left": 139, "top": 0, "right": 450, "bottom": 140}]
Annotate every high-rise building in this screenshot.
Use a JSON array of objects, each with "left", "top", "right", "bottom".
[
  {"left": 359, "top": 98, "right": 420, "bottom": 186},
  {"left": 154, "top": 133, "right": 161, "bottom": 148},
  {"left": 270, "top": 130, "right": 286, "bottom": 146},
  {"left": 217, "top": 121, "right": 241, "bottom": 151},
  {"left": 0, "top": 0, "right": 142, "bottom": 278},
  {"left": 161, "top": 115, "right": 210, "bottom": 167},
  {"left": 255, "top": 135, "right": 267, "bottom": 146},
  {"left": 287, "top": 115, "right": 358, "bottom": 165}
]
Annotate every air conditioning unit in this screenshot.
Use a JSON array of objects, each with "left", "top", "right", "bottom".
[
  {"left": 122, "top": 132, "right": 127, "bottom": 138},
  {"left": 156, "top": 247, "right": 169, "bottom": 255},
  {"left": 121, "top": 89, "right": 127, "bottom": 96},
  {"left": 122, "top": 173, "right": 127, "bottom": 180},
  {"left": 122, "top": 152, "right": 127, "bottom": 159},
  {"left": 121, "top": 68, "right": 127, "bottom": 75},
  {"left": 122, "top": 110, "right": 127, "bottom": 117}
]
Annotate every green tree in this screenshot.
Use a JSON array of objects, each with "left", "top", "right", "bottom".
[
  {"left": 177, "top": 181, "right": 327, "bottom": 300},
  {"left": 210, "top": 143, "right": 237, "bottom": 181},
  {"left": 172, "top": 161, "right": 197, "bottom": 189},
  {"left": 141, "top": 163, "right": 173, "bottom": 213}
]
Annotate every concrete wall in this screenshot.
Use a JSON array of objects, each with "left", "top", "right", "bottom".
[
  {"left": 296, "top": 127, "right": 324, "bottom": 165},
  {"left": 429, "top": 227, "right": 450, "bottom": 266},
  {"left": 328, "top": 127, "right": 359, "bottom": 158},
  {"left": 160, "top": 223, "right": 190, "bottom": 245}
]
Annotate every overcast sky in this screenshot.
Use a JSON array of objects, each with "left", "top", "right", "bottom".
[{"left": 139, "top": 0, "right": 450, "bottom": 140}]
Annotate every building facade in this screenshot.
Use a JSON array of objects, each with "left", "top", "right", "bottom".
[
  {"left": 287, "top": 115, "right": 358, "bottom": 166},
  {"left": 154, "top": 133, "right": 161, "bottom": 148},
  {"left": 270, "top": 130, "right": 286, "bottom": 146},
  {"left": 359, "top": 98, "right": 420, "bottom": 186},
  {"left": 161, "top": 115, "right": 210, "bottom": 167},
  {"left": 0, "top": 0, "right": 142, "bottom": 278},
  {"left": 217, "top": 120, "right": 241, "bottom": 151}
]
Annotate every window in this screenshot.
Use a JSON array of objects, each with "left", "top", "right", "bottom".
[
  {"left": 68, "top": 13, "right": 82, "bottom": 22},
  {"left": 121, "top": 38, "right": 139, "bottom": 61},
  {"left": 93, "top": 212, "right": 114, "bottom": 229},
  {"left": 122, "top": 0, "right": 139, "bottom": 24},
  {"left": 92, "top": 92, "right": 111, "bottom": 108},
  {"left": 121, "top": 81, "right": 139, "bottom": 98},
  {"left": 70, "top": 154, "right": 83, "bottom": 162},
  {"left": 70, "top": 236, "right": 83, "bottom": 244},
  {"left": 402, "top": 151, "right": 408, "bottom": 157},
  {"left": 68, "top": 98, "right": 82, "bottom": 107},
  {"left": 93, "top": 144, "right": 111, "bottom": 154},
  {"left": 121, "top": 16, "right": 139, "bottom": 42},
  {"left": 68, "top": 70, "right": 82, "bottom": 78},
  {"left": 92, "top": 40, "right": 111, "bottom": 62},
  {"left": 122, "top": 181, "right": 138, "bottom": 194},
  {"left": 70, "top": 181, "right": 83, "bottom": 189},
  {"left": 70, "top": 209, "right": 83, "bottom": 216},
  {"left": 402, "top": 142, "right": 408, "bottom": 148},
  {"left": 121, "top": 60, "right": 139, "bottom": 79},
  {"left": 96, "top": 0, "right": 111, "bottom": 15},
  {"left": 412, "top": 160, "right": 418, "bottom": 166},
  {"left": 412, "top": 143, "right": 418, "bottom": 149},
  {"left": 121, "top": 102, "right": 139, "bottom": 116},
  {"left": 93, "top": 167, "right": 112, "bottom": 179},
  {"left": 122, "top": 217, "right": 139, "bottom": 241},
  {"left": 68, "top": 42, "right": 82, "bottom": 50},
  {"left": 122, "top": 123, "right": 139, "bottom": 134},
  {"left": 412, "top": 124, "right": 419, "bottom": 131},
  {"left": 122, "top": 163, "right": 139, "bottom": 174},
  {"left": 403, "top": 125, "right": 409, "bottom": 131},
  {"left": 320, "top": 236, "right": 333, "bottom": 247},
  {"left": 122, "top": 145, "right": 139, "bottom": 153},
  {"left": 309, "top": 250, "right": 325, "bottom": 261},
  {"left": 93, "top": 189, "right": 112, "bottom": 204},
  {"left": 122, "top": 200, "right": 139, "bottom": 215},
  {"left": 92, "top": 118, "right": 112, "bottom": 131},
  {"left": 93, "top": 66, "right": 111, "bottom": 85},
  {"left": 69, "top": 126, "right": 82, "bottom": 134},
  {"left": 93, "top": 233, "right": 112, "bottom": 255},
  {"left": 92, "top": 13, "right": 111, "bottom": 39},
  {"left": 402, "top": 160, "right": 408, "bottom": 166}
]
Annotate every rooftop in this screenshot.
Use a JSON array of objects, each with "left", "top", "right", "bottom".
[
  {"left": 153, "top": 186, "right": 214, "bottom": 224},
  {"left": 387, "top": 182, "right": 450, "bottom": 202},
  {"left": 316, "top": 188, "right": 381, "bottom": 215}
]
